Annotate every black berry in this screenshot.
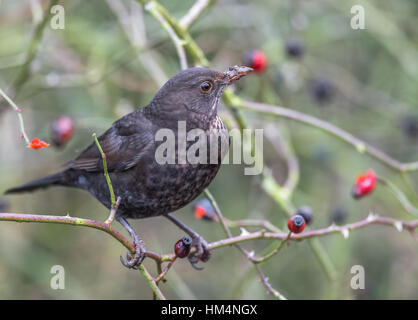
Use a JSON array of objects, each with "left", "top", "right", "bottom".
[
  {"left": 401, "top": 115, "right": 418, "bottom": 138},
  {"left": 285, "top": 39, "right": 305, "bottom": 59},
  {"left": 311, "top": 78, "right": 334, "bottom": 104},
  {"left": 330, "top": 206, "right": 348, "bottom": 225},
  {"left": 296, "top": 206, "right": 313, "bottom": 225}
]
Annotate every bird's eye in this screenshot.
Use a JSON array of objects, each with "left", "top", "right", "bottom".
[{"left": 200, "top": 81, "right": 213, "bottom": 93}]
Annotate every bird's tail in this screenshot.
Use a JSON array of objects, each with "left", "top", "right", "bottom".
[{"left": 4, "top": 172, "right": 65, "bottom": 195}]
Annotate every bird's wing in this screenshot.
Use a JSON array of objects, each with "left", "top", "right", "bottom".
[{"left": 67, "top": 111, "right": 154, "bottom": 172}]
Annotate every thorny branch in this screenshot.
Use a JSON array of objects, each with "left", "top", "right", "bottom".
[{"left": 0, "top": 211, "right": 416, "bottom": 289}]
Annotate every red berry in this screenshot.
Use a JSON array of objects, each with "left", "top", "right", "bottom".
[
  {"left": 243, "top": 50, "right": 267, "bottom": 73},
  {"left": 27, "top": 137, "right": 50, "bottom": 149},
  {"left": 287, "top": 215, "right": 306, "bottom": 234},
  {"left": 193, "top": 198, "right": 218, "bottom": 222},
  {"left": 352, "top": 169, "right": 376, "bottom": 199},
  {"left": 174, "top": 236, "right": 192, "bottom": 258},
  {"left": 51, "top": 116, "right": 74, "bottom": 147}
]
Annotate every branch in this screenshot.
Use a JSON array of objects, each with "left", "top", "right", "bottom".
[
  {"left": 378, "top": 177, "right": 418, "bottom": 217},
  {"left": 255, "top": 265, "right": 287, "bottom": 300},
  {"left": 93, "top": 133, "right": 116, "bottom": 207},
  {"left": 265, "top": 124, "right": 300, "bottom": 195},
  {"left": 138, "top": 264, "right": 166, "bottom": 300},
  {"left": 136, "top": 0, "right": 209, "bottom": 66},
  {"left": 251, "top": 232, "right": 291, "bottom": 264},
  {"left": 204, "top": 189, "right": 287, "bottom": 300},
  {"left": 144, "top": 1, "right": 188, "bottom": 70},
  {"left": 11, "top": 0, "right": 60, "bottom": 96},
  {"left": 179, "top": 0, "right": 215, "bottom": 29},
  {"left": 205, "top": 214, "right": 418, "bottom": 247},
  {"left": 0, "top": 88, "right": 30, "bottom": 144},
  {"left": 239, "top": 99, "right": 418, "bottom": 172},
  {"left": 106, "top": 0, "right": 169, "bottom": 86},
  {"left": 1, "top": 211, "right": 417, "bottom": 268},
  {"left": 0, "top": 212, "right": 165, "bottom": 262}
]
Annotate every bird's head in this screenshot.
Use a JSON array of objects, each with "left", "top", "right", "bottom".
[{"left": 148, "top": 66, "right": 252, "bottom": 125}]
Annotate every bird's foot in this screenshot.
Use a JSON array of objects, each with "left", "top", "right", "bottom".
[
  {"left": 120, "top": 233, "right": 146, "bottom": 269},
  {"left": 188, "top": 234, "right": 211, "bottom": 270}
]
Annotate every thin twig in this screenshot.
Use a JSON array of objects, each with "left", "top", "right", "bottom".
[
  {"left": 11, "top": 0, "right": 60, "bottom": 97},
  {"left": 93, "top": 133, "right": 116, "bottom": 207},
  {"left": 204, "top": 189, "right": 287, "bottom": 299},
  {"left": 251, "top": 232, "right": 291, "bottom": 264},
  {"left": 179, "top": 0, "right": 215, "bottom": 29},
  {"left": 144, "top": 1, "right": 188, "bottom": 70},
  {"left": 138, "top": 264, "right": 166, "bottom": 300},
  {"left": 106, "top": 0, "right": 168, "bottom": 86},
  {"left": 105, "top": 196, "right": 121, "bottom": 226},
  {"left": 0, "top": 87, "right": 30, "bottom": 144},
  {"left": 226, "top": 218, "right": 282, "bottom": 233},
  {"left": 378, "top": 177, "right": 418, "bottom": 217},
  {"left": 154, "top": 256, "right": 177, "bottom": 283},
  {"left": 265, "top": 124, "right": 300, "bottom": 194},
  {"left": 255, "top": 265, "right": 287, "bottom": 300},
  {"left": 136, "top": 0, "right": 209, "bottom": 66}
]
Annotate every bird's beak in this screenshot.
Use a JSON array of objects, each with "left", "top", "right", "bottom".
[{"left": 222, "top": 65, "right": 253, "bottom": 84}]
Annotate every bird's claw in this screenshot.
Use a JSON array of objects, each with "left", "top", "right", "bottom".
[
  {"left": 187, "top": 235, "right": 210, "bottom": 270},
  {"left": 120, "top": 234, "right": 146, "bottom": 269}
]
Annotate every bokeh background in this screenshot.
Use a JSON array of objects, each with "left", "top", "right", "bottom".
[{"left": 0, "top": 0, "right": 418, "bottom": 299}]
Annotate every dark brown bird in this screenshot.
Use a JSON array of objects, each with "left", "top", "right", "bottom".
[{"left": 5, "top": 66, "right": 252, "bottom": 269}]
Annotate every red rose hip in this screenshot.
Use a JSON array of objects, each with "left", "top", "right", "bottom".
[
  {"left": 243, "top": 50, "right": 267, "bottom": 73},
  {"left": 287, "top": 215, "right": 306, "bottom": 234},
  {"left": 51, "top": 116, "right": 74, "bottom": 147},
  {"left": 352, "top": 169, "right": 376, "bottom": 199},
  {"left": 193, "top": 198, "right": 218, "bottom": 222},
  {"left": 174, "top": 236, "right": 192, "bottom": 258}
]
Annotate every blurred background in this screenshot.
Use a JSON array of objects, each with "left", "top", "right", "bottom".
[{"left": 0, "top": 0, "right": 418, "bottom": 299}]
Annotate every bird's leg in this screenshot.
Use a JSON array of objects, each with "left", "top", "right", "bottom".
[
  {"left": 117, "top": 217, "right": 146, "bottom": 269},
  {"left": 164, "top": 213, "right": 210, "bottom": 270}
]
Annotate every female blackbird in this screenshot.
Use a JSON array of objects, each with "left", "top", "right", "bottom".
[{"left": 5, "top": 66, "right": 252, "bottom": 269}]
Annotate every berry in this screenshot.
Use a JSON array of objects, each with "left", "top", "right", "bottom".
[
  {"left": 330, "top": 206, "right": 348, "bottom": 225},
  {"left": 51, "top": 116, "right": 74, "bottom": 147},
  {"left": 296, "top": 206, "right": 313, "bottom": 225},
  {"left": 285, "top": 39, "right": 305, "bottom": 59},
  {"left": 243, "top": 50, "right": 267, "bottom": 73},
  {"left": 174, "top": 236, "right": 192, "bottom": 258},
  {"left": 352, "top": 169, "right": 377, "bottom": 199},
  {"left": 401, "top": 115, "right": 418, "bottom": 139},
  {"left": 193, "top": 198, "right": 218, "bottom": 222},
  {"left": 311, "top": 78, "right": 334, "bottom": 104},
  {"left": 27, "top": 138, "right": 49, "bottom": 150},
  {"left": 287, "top": 215, "right": 306, "bottom": 234}
]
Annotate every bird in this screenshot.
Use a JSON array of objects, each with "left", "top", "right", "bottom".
[{"left": 5, "top": 66, "right": 252, "bottom": 269}]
